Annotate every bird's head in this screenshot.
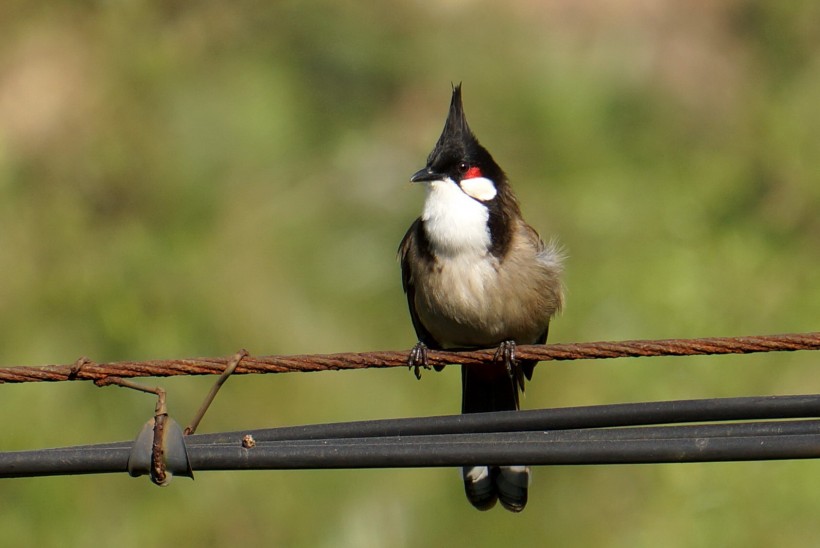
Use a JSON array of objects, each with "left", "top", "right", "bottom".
[
  {"left": 410, "top": 85, "right": 521, "bottom": 257},
  {"left": 410, "top": 84, "right": 508, "bottom": 204}
]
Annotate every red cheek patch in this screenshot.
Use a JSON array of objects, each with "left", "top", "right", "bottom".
[{"left": 464, "top": 166, "right": 482, "bottom": 179}]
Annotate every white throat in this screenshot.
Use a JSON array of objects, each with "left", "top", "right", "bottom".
[{"left": 421, "top": 178, "right": 491, "bottom": 257}]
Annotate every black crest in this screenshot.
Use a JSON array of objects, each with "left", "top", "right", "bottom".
[
  {"left": 411, "top": 84, "right": 522, "bottom": 258},
  {"left": 424, "top": 84, "right": 493, "bottom": 178}
]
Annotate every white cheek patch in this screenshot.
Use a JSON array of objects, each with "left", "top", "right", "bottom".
[{"left": 459, "top": 176, "right": 497, "bottom": 201}]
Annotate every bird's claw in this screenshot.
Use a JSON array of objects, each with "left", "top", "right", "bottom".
[
  {"left": 408, "top": 342, "right": 430, "bottom": 380},
  {"left": 494, "top": 340, "right": 517, "bottom": 379}
]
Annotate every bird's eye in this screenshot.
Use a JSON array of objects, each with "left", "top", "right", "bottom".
[{"left": 458, "top": 162, "right": 469, "bottom": 173}]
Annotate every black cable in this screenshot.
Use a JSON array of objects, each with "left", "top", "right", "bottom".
[
  {"left": 191, "top": 431, "right": 820, "bottom": 469},
  {"left": 0, "top": 447, "right": 128, "bottom": 478},
  {"left": 3, "top": 421, "right": 819, "bottom": 477},
  {"left": 189, "top": 394, "right": 820, "bottom": 445},
  {"left": 59, "top": 394, "right": 820, "bottom": 451},
  {"left": 2, "top": 395, "right": 820, "bottom": 479}
]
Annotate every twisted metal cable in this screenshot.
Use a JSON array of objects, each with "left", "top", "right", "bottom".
[{"left": 1, "top": 332, "right": 817, "bottom": 384}]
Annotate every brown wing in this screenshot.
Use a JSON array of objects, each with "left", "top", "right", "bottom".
[
  {"left": 398, "top": 219, "right": 441, "bottom": 350},
  {"left": 517, "top": 221, "right": 562, "bottom": 381}
]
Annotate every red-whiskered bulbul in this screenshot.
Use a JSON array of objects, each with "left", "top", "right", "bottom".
[{"left": 399, "top": 85, "right": 564, "bottom": 512}]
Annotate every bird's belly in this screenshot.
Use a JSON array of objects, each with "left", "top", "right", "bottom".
[{"left": 415, "top": 255, "right": 547, "bottom": 348}]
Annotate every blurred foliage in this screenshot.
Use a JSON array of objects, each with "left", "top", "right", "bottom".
[{"left": 0, "top": 1, "right": 818, "bottom": 546}]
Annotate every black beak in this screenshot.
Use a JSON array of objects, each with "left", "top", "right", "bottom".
[{"left": 410, "top": 167, "right": 443, "bottom": 183}]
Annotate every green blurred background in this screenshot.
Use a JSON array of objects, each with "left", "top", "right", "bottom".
[{"left": 1, "top": 1, "right": 818, "bottom": 546}]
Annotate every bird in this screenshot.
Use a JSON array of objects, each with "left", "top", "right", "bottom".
[{"left": 399, "top": 84, "right": 564, "bottom": 512}]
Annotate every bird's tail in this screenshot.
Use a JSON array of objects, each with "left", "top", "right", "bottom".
[{"left": 461, "top": 362, "right": 532, "bottom": 512}]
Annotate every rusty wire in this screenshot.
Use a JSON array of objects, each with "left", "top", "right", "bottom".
[{"left": 0, "top": 332, "right": 817, "bottom": 385}]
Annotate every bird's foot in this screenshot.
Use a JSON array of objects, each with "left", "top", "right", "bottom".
[
  {"left": 493, "top": 340, "right": 517, "bottom": 380},
  {"left": 408, "top": 342, "right": 430, "bottom": 380}
]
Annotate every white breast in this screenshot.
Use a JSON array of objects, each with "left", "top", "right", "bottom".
[
  {"left": 417, "top": 178, "right": 502, "bottom": 345},
  {"left": 421, "top": 178, "right": 491, "bottom": 257},
  {"left": 412, "top": 191, "right": 561, "bottom": 347}
]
